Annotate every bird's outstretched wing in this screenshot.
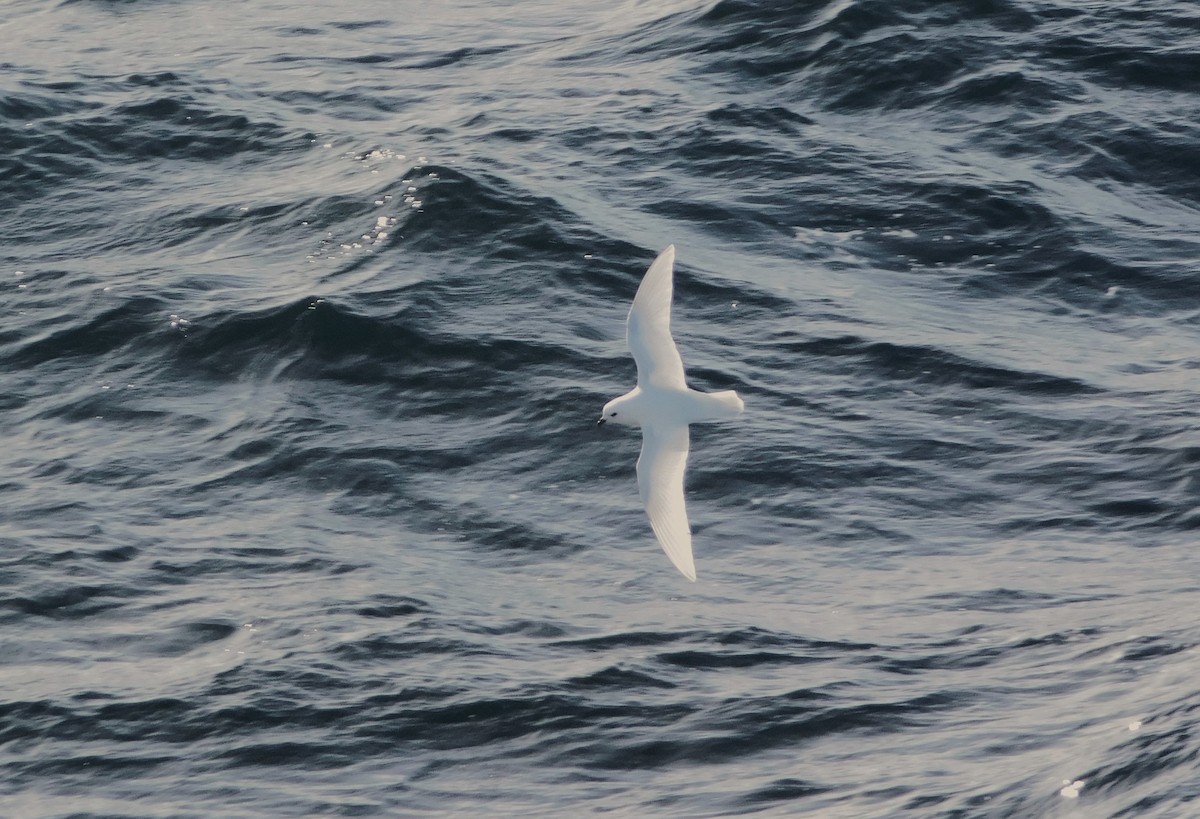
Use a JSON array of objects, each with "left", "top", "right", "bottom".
[
  {"left": 637, "top": 423, "right": 695, "bottom": 581},
  {"left": 627, "top": 245, "right": 687, "bottom": 389}
]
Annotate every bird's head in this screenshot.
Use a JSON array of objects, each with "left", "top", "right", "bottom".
[{"left": 597, "top": 392, "right": 639, "bottom": 427}]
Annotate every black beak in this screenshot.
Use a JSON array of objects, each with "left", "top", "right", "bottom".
[{"left": 596, "top": 418, "right": 606, "bottom": 426}]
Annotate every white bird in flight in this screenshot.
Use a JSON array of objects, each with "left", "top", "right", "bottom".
[{"left": 597, "top": 245, "right": 743, "bottom": 581}]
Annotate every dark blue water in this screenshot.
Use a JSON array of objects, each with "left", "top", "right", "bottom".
[{"left": 4, "top": 0, "right": 1200, "bottom": 816}]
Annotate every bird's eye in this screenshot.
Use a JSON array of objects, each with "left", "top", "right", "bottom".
[{"left": 610, "top": 412, "right": 617, "bottom": 417}]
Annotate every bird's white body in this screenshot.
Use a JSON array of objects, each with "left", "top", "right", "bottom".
[{"left": 598, "top": 245, "right": 743, "bottom": 581}]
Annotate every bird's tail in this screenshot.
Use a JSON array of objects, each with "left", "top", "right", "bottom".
[{"left": 689, "top": 389, "right": 744, "bottom": 422}]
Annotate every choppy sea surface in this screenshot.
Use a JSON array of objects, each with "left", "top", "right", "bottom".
[{"left": 4, "top": 1, "right": 1200, "bottom": 816}]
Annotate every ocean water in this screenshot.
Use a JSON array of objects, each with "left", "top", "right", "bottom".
[{"left": 3, "top": 0, "right": 1200, "bottom": 816}]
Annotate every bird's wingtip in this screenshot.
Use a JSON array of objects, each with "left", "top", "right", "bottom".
[{"left": 672, "top": 556, "right": 697, "bottom": 582}]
